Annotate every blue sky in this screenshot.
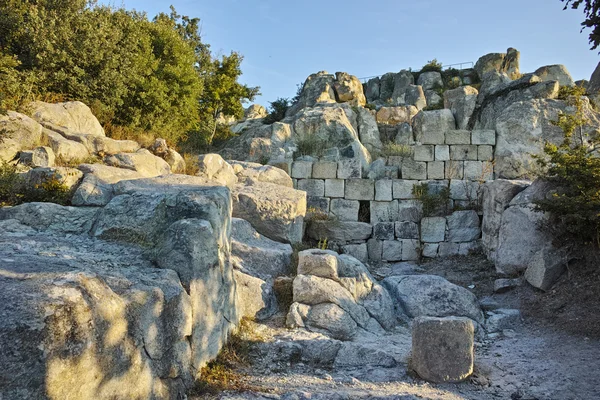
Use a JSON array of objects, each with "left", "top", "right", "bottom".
[{"left": 105, "top": 0, "right": 598, "bottom": 105}]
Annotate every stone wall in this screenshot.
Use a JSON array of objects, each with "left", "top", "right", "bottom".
[{"left": 289, "top": 124, "right": 493, "bottom": 262}]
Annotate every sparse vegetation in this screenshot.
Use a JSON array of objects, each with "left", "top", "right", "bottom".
[
  {"left": 54, "top": 155, "right": 101, "bottom": 168},
  {"left": 379, "top": 143, "right": 414, "bottom": 158},
  {"left": 295, "top": 135, "right": 331, "bottom": 158},
  {"left": 412, "top": 182, "right": 451, "bottom": 217},
  {"left": 534, "top": 83, "right": 600, "bottom": 246},
  {"left": 0, "top": 163, "right": 72, "bottom": 206},
  {"left": 183, "top": 153, "right": 200, "bottom": 176},
  {"left": 364, "top": 103, "right": 377, "bottom": 111}
]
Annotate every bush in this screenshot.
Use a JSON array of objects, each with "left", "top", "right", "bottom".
[
  {"left": 0, "top": 163, "right": 71, "bottom": 206},
  {"left": 420, "top": 59, "right": 443, "bottom": 73},
  {"left": 263, "top": 97, "right": 290, "bottom": 124},
  {"left": 534, "top": 85, "right": 600, "bottom": 246}
]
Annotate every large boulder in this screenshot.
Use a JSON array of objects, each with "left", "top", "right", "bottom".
[
  {"left": 356, "top": 107, "right": 383, "bottom": 153},
  {"left": 494, "top": 98, "right": 600, "bottom": 179},
  {"left": 411, "top": 317, "right": 475, "bottom": 383},
  {"left": 534, "top": 65, "right": 575, "bottom": 87},
  {"left": 231, "top": 182, "right": 306, "bottom": 244},
  {"left": 244, "top": 104, "right": 267, "bottom": 119},
  {"left": 444, "top": 86, "right": 479, "bottom": 130},
  {"left": 481, "top": 179, "right": 530, "bottom": 260},
  {"left": 196, "top": 153, "right": 237, "bottom": 188},
  {"left": 234, "top": 269, "right": 278, "bottom": 321},
  {"left": 45, "top": 123, "right": 140, "bottom": 155},
  {"left": 413, "top": 109, "right": 456, "bottom": 144},
  {"left": 333, "top": 72, "right": 366, "bottom": 106},
  {"left": 104, "top": 149, "right": 172, "bottom": 177},
  {"left": 228, "top": 160, "right": 293, "bottom": 188},
  {"left": 26, "top": 101, "right": 105, "bottom": 137},
  {"left": 42, "top": 128, "right": 91, "bottom": 162},
  {"left": 390, "top": 70, "right": 415, "bottom": 106},
  {"left": 474, "top": 48, "right": 520, "bottom": 79},
  {"left": 72, "top": 164, "right": 144, "bottom": 206},
  {"left": 0, "top": 111, "right": 43, "bottom": 162},
  {"left": 287, "top": 71, "right": 337, "bottom": 116},
  {"left": 382, "top": 275, "right": 483, "bottom": 323},
  {"left": 417, "top": 72, "right": 443, "bottom": 91}
]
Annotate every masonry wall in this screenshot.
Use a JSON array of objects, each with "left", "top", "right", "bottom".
[{"left": 290, "top": 128, "right": 496, "bottom": 263}]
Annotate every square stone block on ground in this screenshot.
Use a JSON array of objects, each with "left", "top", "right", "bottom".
[
  {"left": 382, "top": 240, "right": 403, "bottom": 262},
  {"left": 345, "top": 179, "right": 375, "bottom": 201},
  {"left": 435, "top": 145, "right": 450, "bottom": 161},
  {"left": 297, "top": 179, "right": 325, "bottom": 197},
  {"left": 402, "top": 160, "right": 427, "bottom": 180},
  {"left": 291, "top": 161, "right": 313, "bottom": 179},
  {"left": 445, "top": 130, "right": 471, "bottom": 145},
  {"left": 427, "top": 161, "right": 445, "bottom": 180},
  {"left": 312, "top": 161, "right": 338, "bottom": 179},
  {"left": 370, "top": 200, "right": 399, "bottom": 225},
  {"left": 375, "top": 179, "right": 393, "bottom": 201},
  {"left": 330, "top": 198, "right": 360, "bottom": 221},
  {"left": 450, "top": 145, "right": 478, "bottom": 161},
  {"left": 421, "top": 217, "right": 446, "bottom": 243},
  {"left": 445, "top": 161, "right": 464, "bottom": 180},
  {"left": 325, "top": 179, "right": 345, "bottom": 198},
  {"left": 374, "top": 222, "right": 395, "bottom": 240},
  {"left": 338, "top": 158, "right": 362, "bottom": 179},
  {"left": 414, "top": 145, "right": 435, "bottom": 162},
  {"left": 471, "top": 129, "right": 496, "bottom": 145}
]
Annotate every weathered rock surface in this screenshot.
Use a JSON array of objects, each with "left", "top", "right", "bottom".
[
  {"left": 334, "top": 72, "right": 366, "bottom": 106},
  {"left": 444, "top": 86, "right": 478, "bottom": 130},
  {"left": 232, "top": 182, "right": 306, "bottom": 244},
  {"left": 229, "top": 160, "right": 293, "bottom": 188},
  {"left": 306, "top": 221, "right": 372, "bottom": 243},
  {"left": 411, "top": 316, "right": 475, "bottom": 383},
  {"left": 534, "top": 64, "right": 575, "bottom": 87},
  {"left": 196, "top": 153, "right": 237, "bottom": 188},
  {"left": 26, "top": 101, "right": 105, "bottom": 137},
  {"left": 0, "top": 111, "right": 43, "bottom": 162},
  {"left": 42, "top": 128, "right": 91, "bottom": 162},
  {"left": 287, "top": 71, "right": 337, "bottom": 116},
  {"left": 104, "top": 149, "right": 171, "bottom": 177},
  {"left": 72, "top": 164, "right": 144, "bottom": 206},
  {"left": 382, "top": 275, "right": 483, "bottom": 323}
]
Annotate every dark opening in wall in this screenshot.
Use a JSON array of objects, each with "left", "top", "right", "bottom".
[{"left": 358, "top": 201, "right": 371, "bottom": 223}]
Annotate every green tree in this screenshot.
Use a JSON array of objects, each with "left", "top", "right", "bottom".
[
  {"left": 196, "top": 52, "right": 260, "bottom": 147},
  {"left": 534, "top": 85, "right": 600, "bottom": 245},
  {"left": 562, "top": 0, "right": 600, "bottom": 50}
]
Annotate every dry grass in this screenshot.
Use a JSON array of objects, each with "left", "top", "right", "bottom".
[
  {"left": 189, "top": 318, "right": 265, "bottom": 397},
  {"left": 379, "top": 143, "right": 413, "bottom": 158},
  {"left": 54, "top": 154, "right": 101, "bottom": 168},
  {"left": 103, "top": 122, "right": 157, "bottom": 148},
  {"left": 182, "top": 153, "right": 199, "bottom": 176}
]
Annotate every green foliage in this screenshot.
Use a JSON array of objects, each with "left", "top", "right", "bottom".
[
  {"left": 557, "top": 84, "right": 588, "bottom": 100},
  {"left": 420, "top": 59, "right": 443, "bottom": 73},
  {"left": 291, "top": 82, "right": 305, "bottom": 105},
  {"left": 534, "top": 84, "right": 600, "bottom": 245},
  {"left": 562, "top": 0, "right": 600, "bottom": 51},
  {"left": 263, "top": 97, "right": 290, "bottom": 124},
  {"left": 412, "top": 183, "right": 451, "bottom": 217},
  {"left": 0, "top": 163, "right": 71, "bottom": 206},
  {"left": 364, "top": 103, "right": 377, "bottom": 111},
  {"left": 0, "top": 162, "right": 23, "bottom": 206},
  {"left": 0, "top": 1, "right": 258, "bottom": 149}
]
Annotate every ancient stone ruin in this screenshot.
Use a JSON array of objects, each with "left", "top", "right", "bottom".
[{"left": 1, "top": 47, "right": 599, "bottom": 399}]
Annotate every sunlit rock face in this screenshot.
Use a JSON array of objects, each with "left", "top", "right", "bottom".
[{"left": 0, "top": 185, "right": 236, "bottom": 400}]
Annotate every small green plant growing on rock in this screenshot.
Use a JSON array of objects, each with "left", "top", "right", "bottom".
[
  {"left": 534, "top": 84, "right": 600, "bottom": 246},
  {"left": 380, "top": 143, "right": 413, "bottom": 158},
  {"left": 412, "top": 183, "right": 451, "bottom": 217},
  {"left": 263, "top": 97, "right": 290, "bottom": 124},
  {"left": 295, "top": 135, "right": 330, "bottom": 158},
  {"left": 0, "top": 162, "right": 23, "bottom": 206}
]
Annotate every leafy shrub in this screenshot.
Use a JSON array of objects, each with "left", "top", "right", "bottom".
[
  {"left": 534, "top": 85, "right": 600, "bottom": 245},
  {"left": 0, "top": 162, "right": 23, "bottom": 206},
  {"left": 412, "top": 183, "right": 451, "bottom": 217},
  {"left": 263, "top": 97, "right": 290, "bottom": 124},
  {"left": 420, "top": 59, "right": 443, "bottom": 73},
  {"left": 0, "top": 163, "right": 71, "bottom": 206}
]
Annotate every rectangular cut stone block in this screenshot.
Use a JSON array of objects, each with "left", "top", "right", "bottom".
[
  {"left": 325, "top": 179, "right": 345, "bottom": 198},
  {"left": 421, "top": 217, "right": 446, "bottom": 243},
  {"left": 478, "top": 145, "right": 494, "bottom": 161},
  {"left": 382, "top": 240, "right": 403, "bottom": 261},
  {"left": 423, "top": 243, "right": 439, "bottom": 258},
  {"left": 445, "top": 161, "right": 464, "bottom": 179},
  {"left": 367, "top": 238, "right": 383, "bottom": 261},
  {"left": 472, "top": 129, "right": 496, "bottom": 145},
  {"left": 402, "top": 160, "right": 427, "bottom": 180},
  {"left": 312, "top": 161, "right": 338, "bottom": 179},
  {"left": 342, "top": 243, "right": 368, "bottom": 264},
  {"left": 338, "top": 159, "right": 362, "bottom": 179},
  {"left": 449, "top": 180, "right": 480, "bottom": 201},
  {"left": 395, "top": 221, "right": 419, "bottom": 239},
  {"left": 445, "top": 130, "right": 471, "bottom": 145},
  {"left": 392, "top": 179, "right": 418, "bottom": 199},
  {"left": 297, "top": 179, "right": 325, "bottom": 197},
  {"left": 291, "top": 161, "right": 313, "bottom": 178},
  {"left": 401, "top": 239, "right": 420, "bottom": 261},
  {"left": 330, "top": 198, "right": 359, "bottom": 221},
  {"left": 384, "top": 166, "right": 399, "bottom": 179},
  {"left": 345, "top": 179, "right": 375, "bottom": 201},
  {"left": 414, "top": 145, "right": 435, "bottom": 161},
  {"left": 435, "top": 145, "right": 450, "bottom": 161},
  {"left": 373, "top": 222, "right": 395, "bottom": 240},
  {"left": 387, "top": 156, "right": 404, "bottom": 167},
  {"left": 375, "top": 179, "right": 393, "bottom": 201},
  {"left": 421, "top": 179, "right": 449, "bottom": 195},
  {"left": 427, "top": 161, "right": 445, "bottom": 180},
  {"left": 450, "top": 145, "right": 478, "bottom": 161},
  {"left": 464, "top": 161, "right": 494, "bottom": 180},
  {"left": 398, "top": 200, "right": 423, "bottom": 222},
  {"left": 307, "top": 196, "right": 330, "bottom": 213},
  {"left": 370, "top": 200, "right": 399, "bottom": 224},
  {"left": 438, "top": 242, "right": 461, "bottom": 257}
]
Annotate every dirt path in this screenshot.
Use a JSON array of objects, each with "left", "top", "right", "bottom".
[{"left": 192, "top": 255, "right": 600, "bottom": 400}]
